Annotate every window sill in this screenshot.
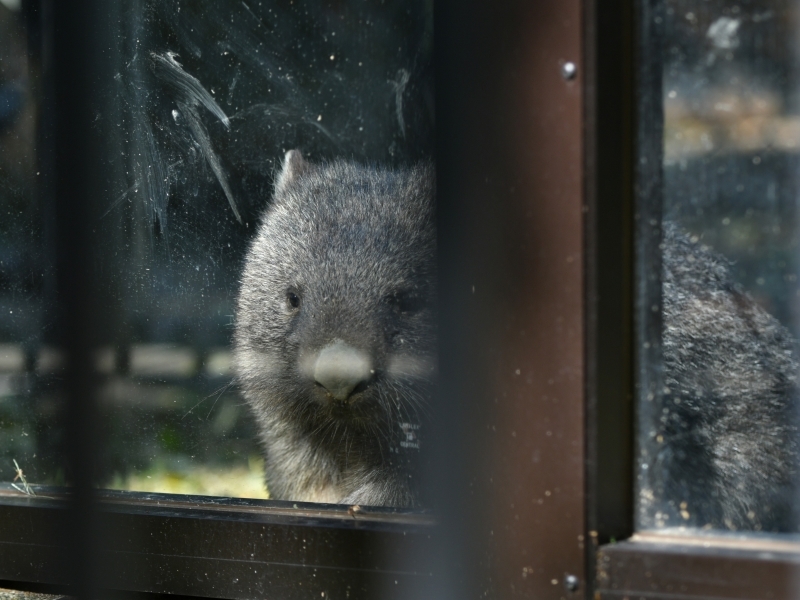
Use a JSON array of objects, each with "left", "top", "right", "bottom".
[
  {"left": 596, "top": 531, "right": 800, "bottom": 599},
  {"left": 0, "top": 486, "right": 434, "bottom": 600}
]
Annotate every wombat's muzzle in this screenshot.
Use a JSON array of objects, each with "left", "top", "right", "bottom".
[{"left": 313, "top": 339, "right": 374, "bottom": 402}]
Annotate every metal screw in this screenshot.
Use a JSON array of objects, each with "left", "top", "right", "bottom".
[
  {"left": 561, "top": 61, "right": 578, "bottom": 81},
  {"left": 564, "top": 574, "right": 580, "bottom": 592}
]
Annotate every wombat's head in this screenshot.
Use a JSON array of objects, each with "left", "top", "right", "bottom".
[{"left": 234, "top": 150, "right": 436, "bottom": 448}]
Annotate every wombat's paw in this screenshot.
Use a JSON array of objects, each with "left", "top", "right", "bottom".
[{"left": 341, "top": 478, "right": 415, "bottom": 508}]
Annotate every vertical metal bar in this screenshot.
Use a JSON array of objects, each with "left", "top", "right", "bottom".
[
  {"left": 584, "top": 0, "right": 636, "bottom": 551},
  {"left": 431, "top": 4, "right": 488, "bottom": 596},
  {"left": 49, "top": 1, "right": 110, "bottom": 596},
  {"left": 435, "top": 0, "right": 586, "bottom": 597}
]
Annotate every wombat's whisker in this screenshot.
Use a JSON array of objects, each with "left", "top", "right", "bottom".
[{"left": 182, "top": 380, "right": 234, "bottom": 419}]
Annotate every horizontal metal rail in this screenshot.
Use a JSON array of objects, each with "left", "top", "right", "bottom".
[{"left": 0, "top": 486, "right": 435, "bottom": 600}]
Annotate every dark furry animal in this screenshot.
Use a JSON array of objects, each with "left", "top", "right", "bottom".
[
  {"left": 653, "top": 222, "right": 799, "bottom": 532},
  {"left": 234, "top": 151, "right": 797, "bottom": 523},
  {"left": 234, "top": 150, "right": 435, "bottom": 507}
]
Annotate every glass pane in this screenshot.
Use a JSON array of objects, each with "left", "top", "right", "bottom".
[
  {"left": 638, "top": 0, "right": 800, "bottom": 533},
  {"left": 0, "top": 0, "right": 433, "bottom": 505},
  {"left": 0, "top": 4, "right": 63, "bottom": 489}
]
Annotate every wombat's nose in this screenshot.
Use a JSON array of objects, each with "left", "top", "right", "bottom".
[{"left": 314, "top": 340, "right": 373, "bottom": 401}]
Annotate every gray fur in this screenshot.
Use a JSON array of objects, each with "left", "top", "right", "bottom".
[
  {"left": 235, "top": 154, "right": 798, "bottom": 523},
  {"left": 234, "top": 151, "right": 435, "bottom": 507},
  {"left": 654, "top": 222, "right": 799, "bottom": 531}
]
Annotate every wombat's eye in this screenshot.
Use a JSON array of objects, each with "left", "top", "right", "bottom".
[
  {"left": 385, "top": 291, "right": 425, "bottom": 315},
  {"left": 286, "top": 291, "right": 301, "bottom": 310}
]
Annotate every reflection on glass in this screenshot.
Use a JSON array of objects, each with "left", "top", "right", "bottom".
[
  {"left": 639, "top": 0, "right": 800, "bottom": 533},
  {"left": 0, "top": 0, "right": 433, "bottom": 501}
]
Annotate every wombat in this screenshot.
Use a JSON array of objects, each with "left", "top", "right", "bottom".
[
  {"left": 234, "top": 151, "right": 798, "bottom": 523},
  {"left": 233, "top": 150, "right": 435, "bottom": 507},
  {"left": 652, "top": 222, "right": 799, "bottom": 531}
]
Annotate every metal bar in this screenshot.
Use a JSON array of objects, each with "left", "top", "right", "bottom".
[
  {"left": 597, "top": 536, "right": 800, "bottom": 599},
  {"left": 49, "top": 0, "right": 116, "bottom": 597},
  {"left": 0, "top": 491, "right": 434, "bottom": 600},
  {"left": 583, "top": 0, "right": 637, "bottom": 551},
  {"left": 435, "top": 0, "right": 586, "bottom": 597}
]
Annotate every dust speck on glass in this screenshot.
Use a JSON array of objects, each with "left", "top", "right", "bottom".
[
  {"left": 0, "top": 0, "right": 433, "bottom": 502},
  {"left": 638, "top": 0, "right": 800, "bottom": 534}
]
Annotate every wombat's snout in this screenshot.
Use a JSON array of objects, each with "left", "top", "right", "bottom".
[{"left": 313, "top": 339, "right": 374, "bottom": 401}]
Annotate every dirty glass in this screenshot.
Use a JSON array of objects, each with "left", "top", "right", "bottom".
[
  {"left": 638, "top": 0, "right": 800, "bottom": 533},
  {"left": 0, "top": 0, "right": 433, "bottom": 502}
]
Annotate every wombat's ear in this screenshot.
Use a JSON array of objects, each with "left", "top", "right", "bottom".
[{"left": 275, "top": 150, "right": 310, "bottom": 195}]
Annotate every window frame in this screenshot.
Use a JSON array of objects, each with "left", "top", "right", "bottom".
[
  {"left": 1, "top": 0, "right": 796, "bottom": 599},
  {"left": 0, "top": 487, "right": 435, "bottom": 599},
  {"left": 591, "top": 0, "right": 800, "bottom": 598}
]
